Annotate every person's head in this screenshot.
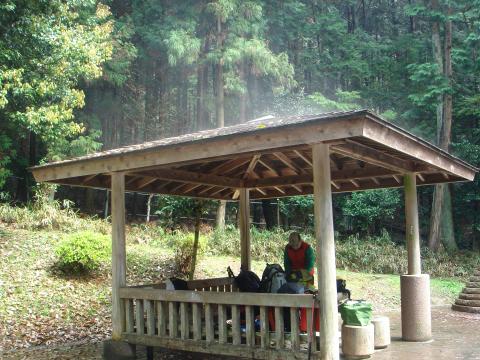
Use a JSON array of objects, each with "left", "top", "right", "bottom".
[{"left": 288, "top": 231, "right": 302, "bottom": 250}]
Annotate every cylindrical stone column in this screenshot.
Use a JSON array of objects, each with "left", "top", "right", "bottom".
[
  {"left": 341, "top": 323, "right": 374, "bottom": 359},
  {"left": 371, "top": 316, "right": 390, "bottom": 349},
  {"left": 401, "top": 274, "right": 432, "bottom": 341}
]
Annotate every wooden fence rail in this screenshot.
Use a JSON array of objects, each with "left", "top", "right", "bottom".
[{"left": 119, "top": 278, "right": 321, "bottom": 359}]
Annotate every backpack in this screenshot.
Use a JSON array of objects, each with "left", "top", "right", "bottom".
[
  {"left": 228, "top": 266, "right": 261, "bottom": 293},
  {"left": 336, "top": 278, "right": 351, "bottom": 301},
  {"left": 259, "top": 263, "right": 287, "bottom": 293}
]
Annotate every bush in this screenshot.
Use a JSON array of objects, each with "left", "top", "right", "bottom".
[
  {"left": 54, "top": 231, "right": 111, "bottom": 274},
  {"left": 170, "top": 232, "right": 208, "bottom": 276}
]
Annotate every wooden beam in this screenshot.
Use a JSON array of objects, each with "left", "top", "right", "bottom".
[
  {"left": 273, "top": 186, "right": 286, "bottom": 194},
  {"left": 182, "top": 184, "right": 202, "bottom": 194},
  {"left": 82, "top": 174, "right": 97, "bottom": 184},
  {"left": 232, "top": 190, "right": 240, "bottom": 200},
  {"left": 255, "top": 188, "right": 267, "bottom": 195},
  {"left": 131, "top": 168, "right": 243, "bottom": 189},
  {"left": 331, "top": 181, "right": 340, "bottom": 190},
  {"left": 273, "top": 152, "right": 304, "bottom": 174},
  {"left": 417, "top": 173, "right": 425, "bottom": 182},
  {"left": 393, "top": 175, "right": 402, "bottom": 184},
  {"left": 198, "top": 185, "right": 216, "bottom": 195},
  {"left": 363, "top": 117, "right": 476, "bottom": 180},
  {"left": 243, "top": 155, "right": 261, "bottom": 179},
  {"left": 170, "top": 182, "right": 188, "bottom": 193},
  {"left": 330, "top": 153, "right": 344, "bottom": 170},
  {"left": 294, "top": 150, "right": 313, "bottom": 167},
  {"left": 244, "top": 167, "right": 398, "bottom": 188},
  {"left": 111, "top": 172, "right": 126, "bottom": 340},
  {"left": 312, "top": 143, "right": 339, "bottom": 360},
  {"left": 258, "top": 158, "right": 280, "bottom": 176},
  {"left": 209, "top": 187, "right": 228, "bottom": 197},
  {"left": 125, "top": 175, "right": 140, "bottom": 186},
  {"left": 350, "top": 179, "right": 360, "bottom": 188},
  {"left": 239, "top": 189, "right": 251, "bottom": 271},
  {"left": 249, "top": 172, "right": 466, "bottom": 199},
  {"left": 135, "top": 176, "right": 157, "bottom": 190},
  {"left": 331, "top": 140, "right": 415, "bottom": 173},
  {"left": 209, "top": 157, "right": 251, "bottom": 175},
  {"left": 292, "top": 185, "right": 303, "bottom": 192}
]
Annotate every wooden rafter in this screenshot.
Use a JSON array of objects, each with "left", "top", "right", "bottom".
[
  {"left": 198, "top": 185, "right": 216, "bottom": 195},
  {"left": 255, "top": 188, "right": 267, "bottom": 195},
  {"left": 273, "top": 152, "right": 304, "bottom": 174},
  {"left": 130, "top": 168, "right": 242, "bottom": 189},
  {"left": 350, "top": 179, "right": 360, "bottom": 188},
  {"left": 331, "top": 140, "right": 416, "bottom": 173},
  {"left": 82, "top": 174, "right": 97, "bottom": 184},
  {"left": 330, "top": 154, "right": 344, "bottom": 170},
  {"left": 331, "top": 181, "right": 340, "bottom": 190},
  {"left": 182, "top": 183, "right": 202, "bottom": 193},
  {"left": 209, "top": 157, "right": 251, "bottom": 175},
  {"left": 135, "top": 176, "right": 157, "bottom": 190},
  {"left": 293, "top": 150, "right": 312, "bottom": 167},
  {"left": 258, "top": 158, "right": 279, "bottom": 176},
  {"left": 244, "top": 167, "right": 398, "bottom": 188},
  {"left": 243, "top": 155, "right": 261, "bottom": 179}
]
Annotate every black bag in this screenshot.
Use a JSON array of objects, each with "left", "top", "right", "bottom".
[
  {"left": 229, "top": 267, "right": 261, "bottom": 292},
  {"left": 259, "top": 263, "right": 287, "bottom": 293},
  {"left": 336, "top": 278, "right": 351, "bottom": 299},
  {"left": 167, "top": 277, "right": 188, "bottom": 290}
]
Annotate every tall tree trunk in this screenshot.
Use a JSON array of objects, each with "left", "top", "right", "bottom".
[
  {"left": 189, "top": 202, "right": 202, "bottom": 280},
  {"left": 216, "top": 16, "right": 226, "bottom": 229},
  {"left": 146, "top": 194, "right": 154, "bottom": 223},
  {"left": 239, "top": 60, "right": 247, "bottom": 123},
  {"left": 262, "top": 199, "right": 277, "bottom": 229},
  {"left": 408, "top": 0, "right": 415, "bottom": 33},
  {"left": 144, "top": 55, "right": 160, "bottom": 141},
  {"left": 428, "top": 2, "right": 457, "bottom": 252}
]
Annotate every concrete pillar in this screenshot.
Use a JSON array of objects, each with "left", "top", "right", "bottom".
[
  {"left": 239, "top": 188, "right": 251, "bottom": 271},
  {"left": 401, "top": 173, "right": 431, "bottom": 341},
  {"left": 312, "top": 143, "right": 339, "bottom": 360},
  {"left": 401, "top": 274, "right": 432, "bottom": 341},
  {"left": 111, "top": 172, "right": 126, "bottom": 340}
]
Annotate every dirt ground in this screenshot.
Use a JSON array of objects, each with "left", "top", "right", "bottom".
[{"left": 1, "top": 306, "right": 479, "bottom": 360}]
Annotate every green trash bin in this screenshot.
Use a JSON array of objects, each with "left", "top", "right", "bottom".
[{"left": 339, "top": 300, "right": 373, "bottom": 326}]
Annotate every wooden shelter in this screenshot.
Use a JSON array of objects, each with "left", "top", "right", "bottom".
[{"left": 31, "top": 110, "right": 477, "bottom": 360}]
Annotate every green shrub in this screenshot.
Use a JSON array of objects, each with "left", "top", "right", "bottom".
[
  {"left": 170, "top": 232, "right": 208, "bottom": 276},
  {"left": 54, "top": 231, "right": 111, "bottom": 274}
]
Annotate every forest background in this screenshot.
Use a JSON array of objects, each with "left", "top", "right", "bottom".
[{"left": 0, "top": 0, "right": 479, "bottom": 252}]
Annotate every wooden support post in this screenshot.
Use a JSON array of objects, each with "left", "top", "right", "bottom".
[
  {"left": 111, "top": 172, "right": 126, "bottom": 340},
  {"left": 404, "top": 173, "right": 421, "bottom": 275},
  {"left": 312, "top": 143, "right": 339, "bottom": 360},
  {"left": 239, "top": 188, "right": 251, "bottom": 271}
]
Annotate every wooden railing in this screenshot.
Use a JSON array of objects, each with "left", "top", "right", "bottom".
[{"left": 119, "top": 278, "right": 321, "bottom": 359}]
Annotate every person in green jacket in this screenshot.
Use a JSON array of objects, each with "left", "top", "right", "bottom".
[{"left": 283, "top": 231, "right": 315, "bottom": 289}]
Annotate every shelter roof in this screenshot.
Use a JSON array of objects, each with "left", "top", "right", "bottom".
[{"left": 30, "top": 110, "right": 477, "bottom": 200}]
